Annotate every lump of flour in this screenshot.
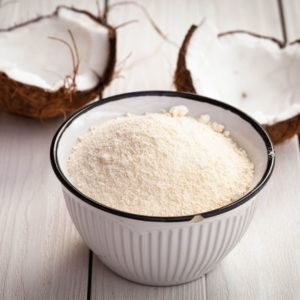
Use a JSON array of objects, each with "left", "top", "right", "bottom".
[{"left": 67, "top": 106, "right": 254, "bottom": 216}]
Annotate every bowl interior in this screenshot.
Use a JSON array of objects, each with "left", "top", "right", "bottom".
[{"left": 56, "top": 92, "right": 271, "bottom": 196}]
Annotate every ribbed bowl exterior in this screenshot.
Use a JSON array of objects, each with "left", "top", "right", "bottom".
[{"left": 63, "top": 188, "right": 256, "bottom": 286}]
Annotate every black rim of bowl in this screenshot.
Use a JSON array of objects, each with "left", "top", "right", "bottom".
[{"left": 50, "top": 90, "right": 275, "bottom": 222}]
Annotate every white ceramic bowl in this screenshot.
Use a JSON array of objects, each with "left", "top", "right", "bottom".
[{"left": 50, "top": 91, "right": 275, "bottom": 286}]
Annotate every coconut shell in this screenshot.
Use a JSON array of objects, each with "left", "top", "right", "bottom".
[
  {"left": 174, "top": 25, "right": 300, "bottom": 144},
  {"left": 174, "top": 25, "right": 197, "bottom": 94},
  {"left": 0, "top": 6, "right": 117, "bottom": 119},
  {"left": 266, "top": 114, "right": 300, "bottom": 144}
]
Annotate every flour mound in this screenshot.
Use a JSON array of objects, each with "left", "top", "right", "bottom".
[{"left": 68, "top": 108, "right": 254, "bottom": 216}]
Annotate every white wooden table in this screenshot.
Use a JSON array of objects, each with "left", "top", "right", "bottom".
[{"left": 0, "top": 0, "right": 299, "bottom": 299}]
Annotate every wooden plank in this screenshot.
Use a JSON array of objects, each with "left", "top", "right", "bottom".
[
  {"left": 92, "top": 0, "right": 286, "bottom": 299},
  {"left": 0, "top": 1, "right": 105, "bottom": 299},
  {"left": 0, "top": 0, "right": 105, "bottom": 27},
  {"left": 283, "top": 0, "right": 300, "bottom": 41},
  {"left": 0, "top": 116, "right": 88, "bottom": 300}
]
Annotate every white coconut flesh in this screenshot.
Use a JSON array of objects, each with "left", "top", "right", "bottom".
[
  {"left": 0, "top": 7, "right": 110, "bottom": 91},
  {"left": 186, "top": 21, "right": 300, "bottom": 125}
]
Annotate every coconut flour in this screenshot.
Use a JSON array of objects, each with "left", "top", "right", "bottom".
[{"left": 67, "top": 106, "right": 254, "bottom": 216}]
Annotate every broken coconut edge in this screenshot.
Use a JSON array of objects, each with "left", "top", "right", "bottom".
[
  {"left": 174, "top": 25, "right": 300, "bottom": 144},
  {"left": 0, "top": 6, "right": 117, "bottom": 119}
]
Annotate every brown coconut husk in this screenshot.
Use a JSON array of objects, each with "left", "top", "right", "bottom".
[
  {"left": 174, "top": 25, "right": 300, "bottom": 144},
  {"left": 0, "top": 6, "right": 117, "bottom": 119},
  {"left": 174, "top": 25, "right": 197, "bottom": 94},
  {"left": 266, "top": 114, "right": 300, "bottom": 144}
]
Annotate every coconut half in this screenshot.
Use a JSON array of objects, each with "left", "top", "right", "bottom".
[
  {"left": 175, "top": 21, "right": 300, "bottom": 143},
  {"left": 0, "top": 6, "right": 116, "bottom": 118}
]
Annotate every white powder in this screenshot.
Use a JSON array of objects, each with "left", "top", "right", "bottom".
[{"left": 67, "top": 106, "right": 254, "bottom": 216}]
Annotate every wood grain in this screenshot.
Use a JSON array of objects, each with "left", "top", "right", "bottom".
[
  {"left": 0, "top": 1, "right": 105, "bottom": 299},
  {"left": 0, "top": 115, "right": 89, "bottom": 299}
]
